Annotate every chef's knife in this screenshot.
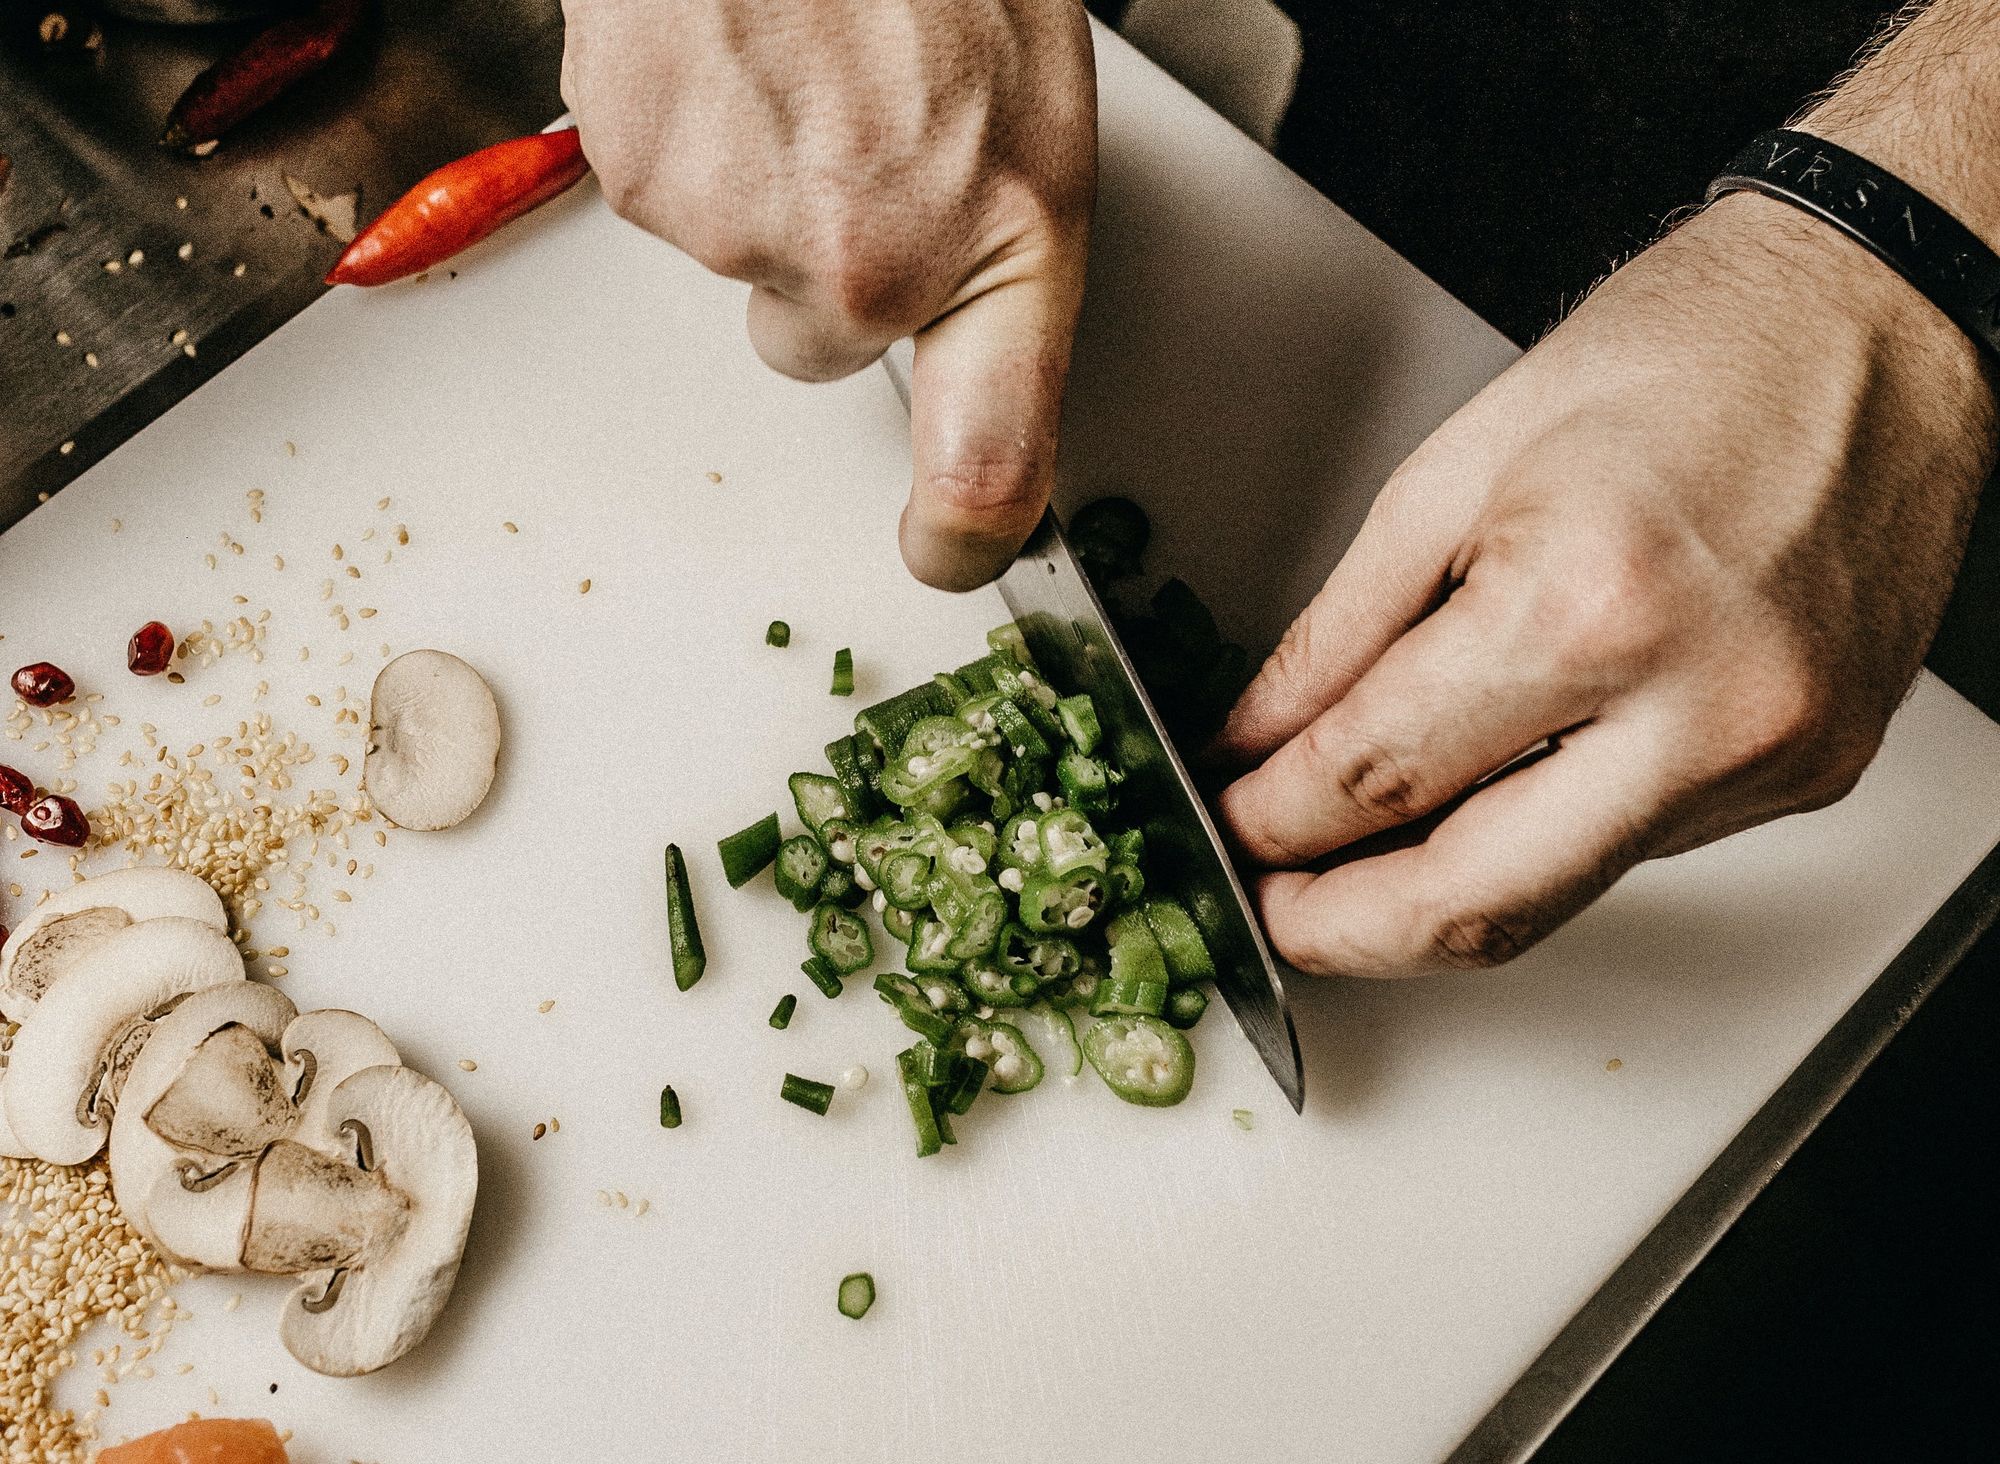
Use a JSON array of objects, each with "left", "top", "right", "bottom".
[{"left": 881, "top": 342, "right": 1304, "bottom": 1112}]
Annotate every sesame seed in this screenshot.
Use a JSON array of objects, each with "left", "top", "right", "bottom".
[
  {"left": 458, "top": 1058, "right": 477, "bottom": 1072},
  {"left": 706, "top": 470, "right": 722, "bottom": 483},
  {"left": 579, "top": 579, "right": 592, "bottom": 595},
  {"left": 60, "top": 440, "right": 75, "bottom": 456},
  {"left": 177, "top": 242, "right": 194, "bottom": 261},
  {"left": 532, "top": 1122, "right": 547, "bottom": 1140},
  {"left": 538, "top": 999, "right": 555, "bottom": 1013},
  {"left": 503, "top": 521, "right": 519, "bottom": 533},
  {"left": 85, "top": 352, "right": 100, "bottom": 369}
]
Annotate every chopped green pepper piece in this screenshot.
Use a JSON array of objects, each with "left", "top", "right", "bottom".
[
  {"left": 659, "top": 1085, "right": 683, "bottom": 1128},
  {"left": 986, "top": 621, "right": 1036, "bottom": 668},
  {"left": 769, "top": 993, "right": 798, "bottom": 1029},
  {"left": 1018, "top": 866, "right": 1103, "bottom": 934},
  {"left": 1165, "top": 985, "right": 1209, "bottom": 1029},
  {"left": 990, "top": 697, "right": 1052, "bottom": 761},
  {"left": 831, "top": 647, "right": 855, "bottom": 696},
  {"left": 895, "top": 1047, "right": 944, "bottom": 1157},
  {"left": 954, "top": 1016, "right": 1043, "bottom": 1094},
  {"left": 838, "top": 1272, "right": 876, "bottom": 1319},
  {"left": 774, "top": 835, "right": 828, "bottom": 911},
  {"left": 881, "top": 902, "right": 916, "bottom": 942},
  {"left": 1083, "top": 1014, "right": 1194, "bottom": 1106},
  {"left": 780, "top": 1072, "right": 835, "bottom": 1114},
  {"left": 1037, "top": 809, "right": 1108, "bottom": 875},
  {"left": 1056, "top": 693, "right": 1101, "bottom": 754},
  {"left": 809, "top": 901, "right": 874, "bottom": 974},
  {"left": 874, "top": 972, "right": 961, "bottom": 1043},
  {"left": 818, "top": 862, "right": 863, "bottom": 908},
  {"left": 788, "top": 772, "right": 849, "bottom": 835},
  {"left": 801, "top": 955, "right": 845, "bottom": 999},
  {"left": 1144, "top": 898, "right": 1217, "bottom": 984},
  {"left": 823, "top": 734, "right": 883, "bottom": 823},
  {"left": 1093, "top": 973, "right": 1169, "bottom": 1018},
  {"left": 854, "top": 682, "right": 956, "bottom": 759},
  {"left": 907, "top": 916, "right": 960, "bottom": 974},
  {"left": 1056, "top": 747, "right": 1116, "bottom": 814},
  {"left": 997, "top": 812, "right": 1046, "bottom": 873},
  {"left": 717, "top": 812, "right": 782, "bottom": 888},
  {"left": 766, "top": 620, "right": 791, "bottom": 648},
  {"left": 1105, "top": 860, "right": 1145, "bottom": 906},
  {"left": 880, "top": 849, "right": 935, "bottom": 910},
  {"left": 663, "top": 844, "right": 706, "bottom": 991}
]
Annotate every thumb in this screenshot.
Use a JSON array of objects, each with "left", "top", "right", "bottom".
[{"left": 900, "top": 251, "right": 1085, "bottom": 592}]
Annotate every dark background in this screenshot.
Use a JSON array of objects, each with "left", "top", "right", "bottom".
[{"left": 1088, "top": 2, "right": 2000, "bottom": 1460}]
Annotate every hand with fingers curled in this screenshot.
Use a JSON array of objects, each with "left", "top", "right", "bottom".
[
  {"left": 560, "top": 0, "right": 1096, "bottom": 591},
  {"left": 1215, "top": 191, "right": 1998, "bottom": 978}
]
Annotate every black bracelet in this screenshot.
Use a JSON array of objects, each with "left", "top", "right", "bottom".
[{"left": 1706, "top": 128, "right": 2000, "bottom": 364}]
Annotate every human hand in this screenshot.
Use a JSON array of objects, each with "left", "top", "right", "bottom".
[
  {"left": 560, "top": 0, "right": 1096, "bottom": 589},
  {"left": 1215, "top": 193, "right": 1997, "bottom": 977}
]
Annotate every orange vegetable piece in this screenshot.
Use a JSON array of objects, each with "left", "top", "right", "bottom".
[{"left": 97, "top": 1417, "right": 288, "bottom": 1464}]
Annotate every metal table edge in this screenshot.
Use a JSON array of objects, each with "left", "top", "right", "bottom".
[{"left": 1445, "top": 830, "right": 2000, "bottom": 1463}]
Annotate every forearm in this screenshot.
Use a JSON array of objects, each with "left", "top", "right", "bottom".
[{"left": 1804, "top": 0, "right": 2000, "bottom": 243}]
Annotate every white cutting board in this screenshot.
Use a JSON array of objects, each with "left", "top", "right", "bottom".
[{"left": 10, "top": 28, "right": 2000, "bottom": 1464}]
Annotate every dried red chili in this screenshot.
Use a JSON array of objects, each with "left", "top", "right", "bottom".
[
  {"left": 128, "top": 621, "right": 175, "bottom": 676},
  {"left": 325, "top": 128, "right": 589, "bottom": 288},
  {"left": 0, "top": 764, "right": 33, "bottom": 817},
  {"left": 160, "top": 0, "right": 368, "bottom": 153},
  {"left": 11, "top": 662, "right": 74, "bottom": 707},
  {"left": 21, "top": 793, "right": 88, "bottom": 848}
]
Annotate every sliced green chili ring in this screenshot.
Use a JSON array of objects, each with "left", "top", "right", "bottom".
[
  {"left": 908, "top": 776, "right": 973, "bottom": 822},
  {"left": 997, "top": 924, "right": 1081, "bottom": 985},
  {"left": 1037, "top": 808, "right": 1109, "bottom": 876},
  {"left": 809, "top": 901, "right": 874, "bottom": 974},
  {"left": 769, "top": 993, "right": 798, "bottom": 1029},
  {"left": 1144, "top": 897, "right": 1218, "bottom": 985},
  {"left": 1022, "top": 1002, "right": 1084, "bottom": 1077},
  {"left": 823, "top": 734, "right": 882, "bottom": 823},
  {"left": 1000, "top": 755, "right": 1051, "bottom": 813},
  {"left": 854, "top": 820, "right": 921, "bottom": 883},
  {"left": 947, "top": 817, "right": 998, "bottom": 864},
  {"left": 1018, "top": 867, "right": 1104, "bottom": 934},
  {"left": 900, "top": 715, "right": 981, "bottom": 759},
  {"left": 874, "top": 973, "right": 959, "bottom": 1043},
  {"left": 962, "top": 961, "right": 1033, "bottom": 1008},
  {"left": 1105, "top": 862, "right": 1145, "bottom": 907},
  {"left": 774, "top": 835, "right": 828, "bottom": 911},
  {"left": 880, "top": 849, "right": 935, "bottom": 910},
  {"left": 1108, "top": 827, "right": 1146, "bottom": 866},
  {"left": 801, "top": 956, "right": 845, "bottom": 999},
  {"left": 766, "top": 620, "right": 791, "bottom": 648},
  {"left": 854, "top": 682, "right": 956, "bottom": 760},
  {"left": 1043, "top": 964, "right": 1102, "bottom": 1011},
  {"left": 1165, "top": 985, "right": 1210, "bottom": 1029},
  {"left": 997, "top": 813, "right": 1046, "bottom": 873},
  {"left": 838, "top": 1272, "right": 876, "bottom": 1319},
  {"left": 895, "top": 1046, "right": 944, "bottom": 1157},
  {"left": 788, "top": 772, "right": 849, "bottom": 835},
  {"left": 932, "top": 671, "right": 972, "bottom": 706},
  {"left": 1109, "top": 921, "right": 1172, "bottom": 989},
  {"left": 663, "top": 844, "right": 706, "bottom": 991},
  {"left": 880, "top": 902, "right": 916, "bottom": 942},
  {"left": 1084, "top": 1014, "right": 1193, "bottom": 1106},
  {"left": 910, "top": 1038, "right": 959, "bottom": 1089},
  {"left": 879, "top": 743, "right": 978, "bottom": 806},
  {"left": 990, "top": 663, "right": 1062, "bottom": 739},
  {"left": 1056, "top": 748, "right": 1116, "bottom": 815},
  {"left": 1093, "top": 973, "right": 1169, "bottom": 1018},
  {"left": 907, "top": 917, "right": 961, "bottom": 975},
  {"left": 780, "top": 1072, "right": 835, "bottom": 1115},
  {"left": 943, "top": 891, "right": 1007, "bottom": 961},
  {"left": 830, "top": 647, "right": 855, "bottom": 697},
  {"left": 953, "top": 1016, "right": 1044, "bottom": 1094},
  {"left": 659, "top": 1085, "right": 683, "bottom": 1128},
  {"left": 717, "top": 812, "right": 783, "bottom": 888},
  {"left": 1056, "top": 694, "right": 1101, "bottom": 754},
  {"left": 989, "top": 697, "right": 1052, "bottom": 761}
]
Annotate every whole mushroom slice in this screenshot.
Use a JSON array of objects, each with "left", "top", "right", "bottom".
[
  {"left": 364, "top": 650, "right": 501, "bottom": 831},
  {"left": 280, "top": 1009, "right": 401, "bottom": 1140},
  {"left": 0, "top": 866, "right": 229, "bottom": 1022},
  {"left": 278, "top": 1065, "right": 478, "bottom": 1377},
  {"left": 244, "top": 1135, "right": 411, "bottom": 1277},
  {"left": 2, "top": 917, "right": 245, "bottom": 1164},
  {"left": 0, "top": 1024, "right": 28, "bottom": 1160},
  {"left": 109, "top": 981, "right": 297, "bottom": 1269}
]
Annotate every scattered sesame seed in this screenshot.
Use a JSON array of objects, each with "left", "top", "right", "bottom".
[
  {"left": 706, "top": 471, "right": 722, "bottom": 483},
  {"left": 538, "top": 999, "right": 556, "bottom": 1013},
  {"left": 579, "top": 579, "right": 592, "bottom": 595},
  {"left": 59, "top": 441, "right": 74, "bottom": 455},
  {"left": 596, "top": 1190, "right": 611, "bottom": 1206},
  {"left": 503, "top": 521, "right": 519, "bottom": 533},
  {"left": 84, "top": 352, "right": 100, "bottom": 369},
  {"left": 176, "top": 196, "right": 188, "bottom": 210},
  {"left": 54, "top": 329, "right": 71, "bottom": 346},
  {"left": 458, "top": 1059, "right": 477, "bottom": 1072},
  {"left": 1606, "top": 1058, "right": 1624, "bottom": 1072},
  {"left": 177, "top": 242, "right": 194, "bottom": 261},
  {"left": 233, "top": 262, "right": 248, "bottom": 277},
  {"left": 103, "top": 259, "right": 122, "bottom": 274},
  {"left": 532, "top": 1122, "right": 547, "bottom": 1140}
]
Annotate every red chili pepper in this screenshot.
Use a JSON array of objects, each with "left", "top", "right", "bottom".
[
  {"left": 160, "top": 0, "right": 368, "bottom": 153},
  {"left": 325, "top": 128, "right": 589, "bottom": 288}
]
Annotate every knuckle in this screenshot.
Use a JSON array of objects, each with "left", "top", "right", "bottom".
[
  {"left": 1525, "top": 542, "right": 1675, "bottom": 682},
  {"left": 1306, "top": 724, "right": 1428, "bottom": 826},
  {"left": 1426, "top": 903, "right": 1543, "bottom": 971},
  {"left": 923, "top": 459, "right": 1046, "bottom": 535}
]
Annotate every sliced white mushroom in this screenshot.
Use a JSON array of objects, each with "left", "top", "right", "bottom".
[
  {"left": 281, "top": 1009, "right": 401, "bottom": 1143},
  {"left": 363, "top": 650, "right": 501, "bottom": 831},
  {"left": 278, "top": 1064, "right": 477, "bottom": 1376},
  {"left": 244, "top": 1135, "right": 409, "bottom": 1277},
  {"left": 0, "top": 1021, "right": 29, "bottom": 1160},
  {"left": 0, "top": 866, "right": 228, "bottom": 1022},
  {"left": 1, "top": 918, "right": 244, "bottom": 1164},
  {"left": 108, "top": 981, "right": 297, "bottom": 1269}
]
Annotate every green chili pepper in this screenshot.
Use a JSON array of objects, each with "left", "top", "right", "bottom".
[
  {"left": 663, "top": 844, "right": 706, "bottom": 991},
  {"left": 801, "top": 955, "right": 845, "bottom": 999},
  {"left": 774, "top": 835, "right": 828, "bottom": 911},
  {"left": 659, "top": 1085, "right": 683, "bottom": 1128},
  {"left": 766, "top": 620, "right": 791, "bottom": 648},
  {"left": 838, "top": 1272, "right": 876, "bottom": 1319},
  {"left": 809, "top": 901, "right": 874, "bottom": 974},
  {"left": 781, "top": 1072, "right": 836, "bottom": 1114},
  {"left": 770, "top": 993, "right": 798, "bottom": 1029},
  {"left": 1083, "top": 1014, "right": 1193, "bottom": 1106},
  {"left": 717, "top": 812, "right": 782, "bottom": 888},
  {"left": 831, "top": 647, "right": 855, "bottom": 696}
]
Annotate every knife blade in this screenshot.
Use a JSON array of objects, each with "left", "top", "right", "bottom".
[{"left": 880, "top": 343, "right": 1304, "bottom": 1111}]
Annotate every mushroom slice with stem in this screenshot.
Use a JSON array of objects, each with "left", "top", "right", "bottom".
[
  {"left": 243, "top": 1135, "right": 409, "bottom": 1277},
  {"left": 2, "top": 918, "right": 245, "bottom": 1164},
  {"left": 363, "top": 650, "right": 501, "bottom": 831},
  {"left": 0, "top": 866, "right": 229, "bottom": 1022},
  {"left": 109, "top": 981, "right": 297, "bottom": 1269},
  {"left": 278, "top": 1064, "right": 477, "bottom": 1376},
  {"left": 280, "top": 1009, "right": 400, "bottom": 1138}
]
